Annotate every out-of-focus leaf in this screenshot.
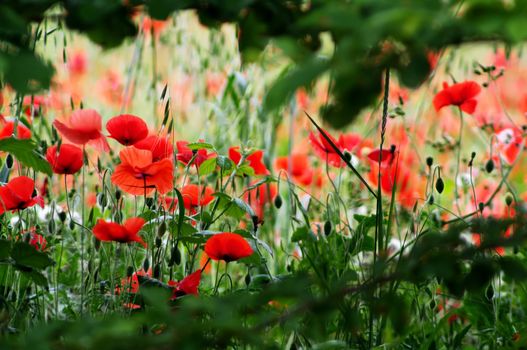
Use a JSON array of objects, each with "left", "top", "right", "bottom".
[
  {"left": 0, "top": 137, "right": 52, "bottom": 175},
  {"left": 11, "top": 242, "right": 54, "bottom": 270}
]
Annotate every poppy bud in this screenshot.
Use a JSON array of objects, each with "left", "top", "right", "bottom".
[
  {"left": 170, "top": 246, "right": 181, "bottom": 266},
  {"left": 428, "top": 195, "right": 434, "bottom": 205},
  {"left": 97, "top": 193, "right": 107, "bottom": 208},
  {"left": 145, "top": 197, "right": 155, "bottom": 209},
  {"left": 274, "top": 195, "right": 282, "bottom": 209},
  {"left": 343, "top": 151, "right": 352, "bottom": 162},
  {"left": 485, "top": 284, "right": 494, "bottom": 300},
  {"left": 69, "top": 220, "right": 75, "bottom": 231},
  {"left": 429, "top": 299, "right": 436, "bottom": 310},
  {"left": 126, "top": 266, "right": 134, "bottom": 277},
  {"left": 390, "top": 144, "right": 396, "bottom": 153},
  {"left": 471, "top": 151, "right": 476, "bottom": 159},
  {"left": 251, "top": 215, "right": 259, "bottom": 229},
  {"left": 6, "top": 154, "right": 13, "bottom": 168},
  {"left": 324, "top": 220, "right": 332, "bottom": 236},
  {"left": 58, "top": 211, "right": 67, "bottom": 222},
  {"left": 485, "top": 159, "right": 494, "bottom": 173},
  {"left": 478, "top": 202, "right": 485, "bottom": 212},
  {"left": 115, "top": 190, "right": 122, "bottom": 200},
  {"left": 48, "top": 220, "right": 55, "bottom": 234},
  {"left": 245, "top": 273, "right": 251, "bottom": 286},
  {"left": 435, "top": 178, "right": 444, "bottom": 194},
  {"left": 505, "top": 193, "right": 513, "bottom": 207},
  {"left": 155, "top": 237, "right": 162, "bottom": 248},
  {"left": 153, "top": 264, "right": 161, "bottom": 279},
  {"left": 143, "top": 257, "right": 150, "bottom": 271},
  {"left": 157, "top": 221, "right": 166, "bottom": 237},
  {"left": 426, "top": 157, "right": 433, "bottom": 167}
]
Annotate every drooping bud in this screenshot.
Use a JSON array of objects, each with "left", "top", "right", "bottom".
[
  {"left": 426, "top": 157, "right": 433, "bottom": 167},
  {"left": 324, "top": 220, "right": 332, "bottom": 236},
  {"left": 274, "top": 195, "right": 283, "bottom": 209}
]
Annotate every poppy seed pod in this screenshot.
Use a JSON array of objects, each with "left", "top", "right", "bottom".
[
  {"left": 143, "top": 257, "right": 150, "bottom": 271},
  {"left": 126, "top": 266, "right": 134, "bottom": 278},
  {"left": 153, "top": 264, "right": 161, "bottom": 279},
  {"left": 157, "top": 221, "right": 167, "bottom": 237},
  {"left": 505, "top": 193, "right": 513, "bottom": 207}
]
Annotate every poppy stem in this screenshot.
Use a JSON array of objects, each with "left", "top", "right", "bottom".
[
  {"left": 454, "top": 108, "right": 464, "bottom": 215},
  {"left": 200, "top": 258, "right": 211, "bottom": 273}
]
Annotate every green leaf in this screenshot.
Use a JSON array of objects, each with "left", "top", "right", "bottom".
[
  {"left": 0, "top": 239, "right": 11, "bottom": 260},
  {"left": 198, "top": 158, "right": 217, "bottom": 176},
  {"left": 291, "top": 226, "right": 315, "bottom": 243},
  {"left": 21, "top": 270, "right": 48, "bottom": 288},
  {"left": 187, "top": 142, "right": 215, "bottom": 151},
  {"left": 263, "top": 58, "right": 329, "bottom": 113},
  {"left": 11, "top": 242, "right": 54, "bottom": 270},
  {"left": 499, "top": 257, "right": 527, "bottom": 281},
  {"left": 1, "top": 50, "right": 54, "bottom": 94},
  {"left": 0, "top": 137, "right": 52, "bottom": 176}
]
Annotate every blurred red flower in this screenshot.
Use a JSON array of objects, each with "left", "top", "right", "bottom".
[
  {"left": 229, "top": 147, "right": 269, "bottom": 175},
  {"left": 93, "top": 217, "right": 147, "bottom": 247},
  {"left": 0, "top": 176, "right": 44, "bottom": 214},
  {"left": 22, "top": 95, "right": 47, "bottom": 117},
  {"left": 275, "top": 154, "right": 314, "bottom": 186},
  {"left": 111, "top": 147, "right": 174, "bottom": 196},
  {"left": 204, "top": 232, "right": 253, "bottom": 262},
  {"left": 176, "top": 140, "right": 214, "bottom": 167},
  {"left": 0, "top": 120, "right": 31, "bottom": 140},
  {"left": 53, "top": 109, "right": 109, "bottom": 151},
  {"left": 106, "top": 114, "right": 148, "bottom": 146},
  {"left": 433, "top": 81, "right": 481, "bottom": 114},
  {"left": 46, "top": 144, "right": 84, "bottom": 175}
]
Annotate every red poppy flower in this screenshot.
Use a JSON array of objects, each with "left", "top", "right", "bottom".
[
  {"left": 275, "top": 154, "right": 314, "bottom": 186},
  {"left": 180, "top": 184, "right": 215, "bottom": 210},
  {"left": 0, "top": 120, "right": 31, "bottom": 140},
  {"left": 111, "top": 147, "right": 174, "bottom": 196},
  {"left": 433, "top": 81, "right": 481, "bottom": 114},
  {"left": 53, "top": 109, "right": 109, "bottom": 151},
  {"left": 229, "top": 147, "right": 269, "bottom": 175},
  {"left": 22, "top": 228, "right": 47, "bottom": 251},
  {"left": 168, "top": 270, "right": 202, "bottom": 299},
  {"left": 134, "top": 135, "right": 173, "bottom": 161},
  {"left": 244, "top": 181, "right": 277, "bottom": 221},
  {"left": 367, "top": 149, "right": 394, "bottom": 166},
  {"left": 176, "top": 140, "right": 214, "bottom": 167},
  {"left": 204, "top": 232, "right": 253, "bottom": 262},
  {"left": 0, "top": 176, "right": 44, "bottom": 214},
  {"left": 46, "top": 144, "right": 84, "bottom": 175},
  {"left": 106, "top": 114, "right": 149, "bottom": 146},
  {"left": 309, "top": 130, "right": 343, "bottom": 167},
  {"left": 92, "top": 217, "right": 147, "bottom": 247},
  {"left": 29, "top": 233, "right": 47, "bottom": 251},
  {"left": 116, "top": 268, "right": 151, "bottom": 295}
]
